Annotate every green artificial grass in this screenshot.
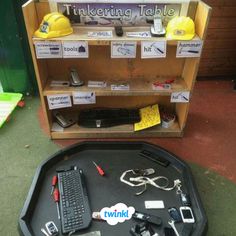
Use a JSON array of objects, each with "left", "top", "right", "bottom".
[{"left": 0, "top": 97, "right": 235, "bottom": 235}]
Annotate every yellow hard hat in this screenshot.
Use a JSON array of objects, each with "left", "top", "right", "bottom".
[
  {"left": 34, "top": 12, "right": 73, "bottom": 39},
  {"left": 166, "top": 16, "right": 195, "bottom": 40}
]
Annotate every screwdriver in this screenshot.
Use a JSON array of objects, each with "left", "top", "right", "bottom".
[
  {"left": 50, "top": 175, "right": 58, "bottom": 195},
  {"left": 53, "top": 188, "right": 60, "bottom": 219},
  {"left": 92, "top": 161, "right": 105, "bottom": 176}
]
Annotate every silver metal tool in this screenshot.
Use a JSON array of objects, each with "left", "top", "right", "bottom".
[
  {"left": 41, "top": 228, "right": 50, "bottom": 236},
  {"left": 168, "top": 220, "right": 180, "bottom": 236}
]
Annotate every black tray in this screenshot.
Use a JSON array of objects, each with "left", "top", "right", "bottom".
[{"left": 18, "top": 141, "right": 207, "bottom": 236}]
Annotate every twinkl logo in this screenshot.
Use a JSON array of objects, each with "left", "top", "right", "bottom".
[
  {"left": 104, "top": 210, "right": 128, "bottom": 218},
  {"left": 100, "top": 203, "right": 135, "bottom": 225}
]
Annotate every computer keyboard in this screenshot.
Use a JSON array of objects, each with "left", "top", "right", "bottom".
[
  {"left": 58, "top": 168, "right": 92, "bottom": 234},
  {"left": 78, "top": 108, "right": 141, "bottom": 128}
]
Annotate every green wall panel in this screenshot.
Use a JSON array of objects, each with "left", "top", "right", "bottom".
[{"left": 0, "top": 0, "right": 37, "bottom": 94}]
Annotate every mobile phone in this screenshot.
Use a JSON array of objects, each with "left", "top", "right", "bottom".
[
  {"left": 151, "top": 17, "right": 166, "bottom": 37},
  {"left": 70, "top": 68, "right": 84, "bottom": 86},
  {"left": 115, "top": 26, "right": 123, "bottom": 37},
  {"left": 168, "top": 207, "right": 182, "bottom": 223},
  {"left": 132, "top": 211, "right": 162, "bottom": 226},
  {"left": 130, "top": 222, "right": 157, "bottom": 236},
  {"left": 154, "top": 17, "right": 163, "bottom": 32},
  {"left": 53, "top": 111, "right": 75, "bottom": 128},
  {"left": 179, "top": 206, "right": 195, "bottom": 223},
  {"left": 45, "top": 221, "right": 59, "bottom": 235}
]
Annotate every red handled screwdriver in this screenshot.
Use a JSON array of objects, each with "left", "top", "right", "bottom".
[
  {"left": 50, "top": 175, "right": 58, "bottom": 195},
  {"left": 53, "top": 188, "right": 60, "bottom": 219},
  {"left": 92, "top": 161, "right": 105, "bottom": 176}
]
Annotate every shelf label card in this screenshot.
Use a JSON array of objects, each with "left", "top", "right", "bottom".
[
  {"left": 126, "top": 32, "right": 151, "bottom": 38},
  {"left": 62, "top": 41, "right": 89, "bottom": 58},
  {"left": 176, "top": 40, "right": 203, "bottom": 58},
  {"left": 111, "top": 41, "right": 136, "bottom": 58},
  {"left": 88, "top": 81, "right": 107, "bottom": 88},
  {"left": 35, "top": 41, "right": 62, "bottom": 59},
  {"left": 141, "top": 41, "right": 167, "bottom": 58},
  {"left": 88, "top": 31, "right": 113, "bottom": 38},
  {"left": 72, "top": 91, "right": 96, "bottom": 104},
  {"left": 171, "top": 91, "right": 190, "bottom": 103},
  {"left": 47, "top": 94, "right": 72, "bottom": 110},
  {"left": 111, "top": 83, "right": 130, "bottom": 91}
]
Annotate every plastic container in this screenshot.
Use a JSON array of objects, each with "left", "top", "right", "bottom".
[{"left": 19, "top": 141, "right": 207, "bottom": 236}]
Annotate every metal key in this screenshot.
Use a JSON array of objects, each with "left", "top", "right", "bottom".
[{"left": 168, "top": 220, "right": 180, "bottom": 236}]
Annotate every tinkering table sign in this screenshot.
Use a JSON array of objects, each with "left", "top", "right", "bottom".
[{"left": 51, "top": 1, "right": 187, "bottom": 26}]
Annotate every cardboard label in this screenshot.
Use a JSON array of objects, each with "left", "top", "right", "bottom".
[
  {"left": 141, "top": 41, "right": 166, "bottom": 58},
  {"left": 35, "top": 41, "right": 62, "bottom": 58},
  {"left": 47, "top": 94, "right": 72, "bottom": 110},
  {"left": 72, "top": 91, "right": 96, "bottom": 104},
  {"left": 88, "top": 81, "right": 107, "bottom": 88},
  {"left": 88, "top": 31, "right": 113, "bottom": 38},
  {"left": 176, "top": 40, "right": 203, "bottom": 58},
  {"left": 111, "top": 41, "right": 136, "bottom": 58},
  {"left": 171, "top": 91, "right": 190, "bottom": 103},
  {"left": 126, "top": 32, "right": 151, "bottom": 38},
  {"left": 111, "top": 83, "right": 130, "bottom": 91},
  {"left": 63, "top": 41, "right": 89, "bottom": 58}
]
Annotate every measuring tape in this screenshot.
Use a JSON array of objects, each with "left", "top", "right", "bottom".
[{"left": 161, "top": 112, "right": 176, "bottom": 128}]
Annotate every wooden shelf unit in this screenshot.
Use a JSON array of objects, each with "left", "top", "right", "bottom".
[
  {"left": 22, "top": 0, "right": 211, "bottom": 139},
  {"left": 33, "top": 26, "right": 201, "bottom": 45},
  {"left": 43, "top": 76, "right": 187, "bottom": 96}
]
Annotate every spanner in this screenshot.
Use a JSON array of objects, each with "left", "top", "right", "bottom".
[
  {"left": 168, "top": 220, "right": 180, "bottom": 236},
  {"left": 41, "top": 228, "right": 49, "bottom": 236}
]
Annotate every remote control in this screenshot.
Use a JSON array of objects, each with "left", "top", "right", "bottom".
[
  {"left": 115, "top": 26, "right": 123, "bottom": 37},
  {"left": 132, "top": 211, "right": 162, "bottom": 226}
]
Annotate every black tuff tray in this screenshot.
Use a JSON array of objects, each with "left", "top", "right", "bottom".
[{"left": 18, "top": 141, "right": 207, "bottom": 236}]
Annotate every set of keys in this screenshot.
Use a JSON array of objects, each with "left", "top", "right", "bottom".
[{"left": 166, "top": 183, "right": 194, "bottom": 236}]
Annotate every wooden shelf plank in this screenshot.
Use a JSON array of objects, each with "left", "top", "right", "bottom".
[
  {"left": 43, "top": 77, "right": 188, "bottom": 96},
  {"left": 51, "top": 121, "right": 182, "bottom": 139},
  {"left": 33, "top": 26, "right": 201, "bottom": 46}
]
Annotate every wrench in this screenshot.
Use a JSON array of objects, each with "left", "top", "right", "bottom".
[
  {"left": 41, "top": 228, "right": 49, "bottom": 236},
  {"left": 168, "top": 220, "right": 180, "bottom": 236}
]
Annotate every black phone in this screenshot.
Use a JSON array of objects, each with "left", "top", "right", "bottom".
[
  {"left": 53, "top": 111, "right": 75, "bottom": 128},
  {"left": 168, "top": 207, "right": 182, "bottom": 223}
]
